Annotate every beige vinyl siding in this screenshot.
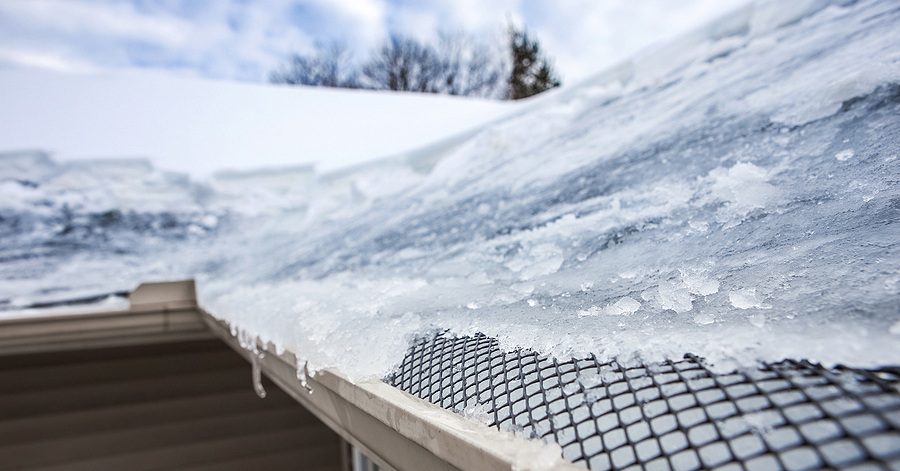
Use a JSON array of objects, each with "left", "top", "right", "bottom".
[{"left": 0, "top": 339, "right": 342, "bottom": 470}]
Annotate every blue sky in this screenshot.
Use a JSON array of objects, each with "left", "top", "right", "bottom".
[{"left": 0, "top": 0, "right": 745, "bottom": 85}]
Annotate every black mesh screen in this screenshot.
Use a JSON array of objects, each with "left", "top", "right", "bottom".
[{"left": 387, "top": 332, "right": 900, "bottom": 470}]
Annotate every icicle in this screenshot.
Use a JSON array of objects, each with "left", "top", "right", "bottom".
[
  {"left": 295, "top": 358, "right": 313, "bottom": 394},
  {"left": 251, "top": 353, "right": 267, "bottom": 399},
  {"left": 234, "top": 326, "right": 267, "bottom": 398}
]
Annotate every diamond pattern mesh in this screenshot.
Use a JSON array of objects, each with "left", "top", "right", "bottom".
[{"left": 387, "top": 332, "right": 900, "bottom": 470}]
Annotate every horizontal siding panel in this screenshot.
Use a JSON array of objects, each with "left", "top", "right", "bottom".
[
  {"left": 0, "top": 367, "right": 251, "bottom": 419},
  {"left": 0, "top": 339, "right": 341, "bottom": 470},
  {"left": 32, "top": 429, "right": 329, "bottom": 471},
  {"left": 0, "top": 339, "right": 224, "bottom": 370},
  {"left": 0, "top": 389, "right": 296, "bottom": 445},
  {"left": 0, "top": 407, "right": 307, "bottom": 467},
  {"left": 0, "top": 348, "right": 247, "bottom": 394},
  {"left": 179, "top": 445, "right": 342, "bottom": 471}
]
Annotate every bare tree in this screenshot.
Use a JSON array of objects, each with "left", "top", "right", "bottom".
[
  {"left": 433, "top": 32, "right": 507, "bottom": 99},
  {"left": 360, "top": 35, "right": 441, "bottom": 93},
  {"left": 269, "top": 28, "right": 557, "bottom": 101},
  {"left": 270, "top": 42, "right": 359, "bottom": 88},
  {"left": 357, "top": 33, "right": 506, "bottom": 97}
]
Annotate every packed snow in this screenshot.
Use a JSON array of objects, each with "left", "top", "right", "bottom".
[{"left": 1, "top": 0, "right": 899, "bottom": 380}]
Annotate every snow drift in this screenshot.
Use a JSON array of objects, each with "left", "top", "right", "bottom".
[{"left": 0, "top": 69, "right": 515, "bottom": 177}]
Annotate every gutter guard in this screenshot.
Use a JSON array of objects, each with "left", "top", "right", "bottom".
[
  {"left": 7, "top": 280, "right": 896, "bottom": 470},
  {"left": 387, "top": 333, "right": 900, "bottom": 470}
]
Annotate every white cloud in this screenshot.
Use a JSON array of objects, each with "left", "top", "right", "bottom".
[
  {"left": 0, "top": 1, "right": 191, "bottom": 46},
  {"left": 0, "top": 46, "right": 97, "bottom": 74},
  {"left": 517, "top": 0, "right": 747, "bottom": 82},
  {"left": 0, "top": 0, "right": 748, "bottom": 84},
  {"left": 307, "top": 0, "right": 388, "bottom": 46},
  {"left": 391, "top": 8, "right": 441, "bottom": 42},
  {"left": 427, "top": 0, "right": 521, "bottom": 33},
  {"left": 0, "top": 0, "right": 317, "bottom": 81}
]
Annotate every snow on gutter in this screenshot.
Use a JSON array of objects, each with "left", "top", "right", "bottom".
[
  {"left": 0, "top": 280, "right": 579, "bottom": 471},
  {"left": 203, "top": 312, "right": 577, "bottom": 471}
]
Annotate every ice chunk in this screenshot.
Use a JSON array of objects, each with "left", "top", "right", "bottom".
[
  {"left": 742, "top": 410, "right": 782, "bottom": 434},
  {"left": 729, "top": 288, "right": 771, "bottom": 310},
  {"left": 694, "top": 313, "right": 716, "bottom": 325},
  {"left": 578, "top": 366, "right": 621, "bottom": 389},
  {"left": 577, "top": 306, "right": 602, "bottom": 318},
  {"left": 706, "top": 162, "right": 780, "bottom": 223},
  {"left": 578, "top": 296, "right": 641, "bottom": 317},
  {"left": 606, "top": 297, "right": 642, "bottom": 316},
  {"left": 562, "top": 382, "right": 581, "bottom": 395},
  {"left": 462, "top": 401, "right": 493, "bottom": 424},
  {"left": 654, "top": 280, "right": 694, "bottom": 313},
  {"left": 681, "top": 270, "right": 720, "bottom": 297},
  {"left": 506, "top": 243, "right": 565, "bottom": 280},
  {"left": 834, "top": 149, "right": 854, "bottom": 161}
]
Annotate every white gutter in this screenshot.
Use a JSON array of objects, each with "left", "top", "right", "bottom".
[{"left": 0, "top": 280, "right": 210, "bottom": 356}]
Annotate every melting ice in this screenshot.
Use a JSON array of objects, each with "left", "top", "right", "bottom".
[{"left": 1, "top": 0, "right": 899, "bottom": 379}]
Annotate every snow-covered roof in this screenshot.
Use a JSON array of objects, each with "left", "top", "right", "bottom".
[
  {"left": 1, "top": 0, "right": 899, "bottom": 384},
  {"left": 0, "top": 69, "right": 516, "bottom": 177}
]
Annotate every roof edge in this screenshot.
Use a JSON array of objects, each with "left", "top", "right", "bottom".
[
  {"left": 201, "top": 310, "right": 579, "bottom": 471},
  {"left": 0, "top": 280, "right": 210, "bottom": 355},
  {"left": 0, "top": 279, "right": 579, "bottom": 471}
]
